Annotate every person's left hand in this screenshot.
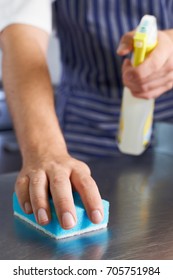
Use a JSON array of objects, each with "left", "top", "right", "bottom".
[{"left": 117, "top": 30, "right": 173, "bottom": 99}]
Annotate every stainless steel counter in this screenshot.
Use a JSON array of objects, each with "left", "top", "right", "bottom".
[{"left": 1, "top": 122, "right": 173, "bottom": 260}]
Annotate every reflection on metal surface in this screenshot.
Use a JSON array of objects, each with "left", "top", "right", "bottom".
[
  {"left": 1, "top": 123, "right": 173, "bottom": 259},
  {"left": 13, "top": 216, "right": 109, "bottom": 260},
  {"left": 55, "top": 229, "right": 109, "bottom": 260}
]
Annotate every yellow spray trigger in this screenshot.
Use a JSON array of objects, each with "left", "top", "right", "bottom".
[{"left": 132, "top": 15, "right": 158, "bottom": 67}]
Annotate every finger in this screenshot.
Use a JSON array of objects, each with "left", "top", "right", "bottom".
[
  {"left": 126, "top": 71, "right": 173, "bottom": 97},
  {"left": 139, "top": 71, "right": 173, "bottom": 95},
  {"left": 48, "top": 167, "right": 77, "bottom": 230},
  {"left": 122, "top": 56, "right": 173, "bottom": 87},
  {"left": 122, "top": 57, "right": 168, "bottom": 85},
  {"left": 71, "top": 163, "right": 104, "bottom": 224},
  {"left": 122, "top": 57, "right": 146, "bottom": 87},
  {"left": 117, "top": 31, "right": 134, "bottom": 56},
  {"left": 29, "top": 169, "right": 50, "bottom": 225},
  {"left": 134, "top": 33, "right": 172, "bottom": 79},
  {"left": 122, "top": 58, "right": 132, "bottom": 74},
  {"left": 15, "top": 174, "right": 32, "bottom": 214},
  {"left": 132, "top": 82, "right": 173, "bottom": 99},
  {"left": 122, "top": 59, "right": 135, "bottom": 84}
]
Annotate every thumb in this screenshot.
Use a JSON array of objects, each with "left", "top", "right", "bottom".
[{"left": 117, "top": 31, "right": 134, "bottom": 56}]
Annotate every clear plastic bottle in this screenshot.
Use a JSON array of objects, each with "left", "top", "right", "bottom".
[{"left": 118, "top": 15, "right": 158, "bottom": 155}]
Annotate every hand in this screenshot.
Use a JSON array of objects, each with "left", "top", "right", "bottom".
[
  {"left": 15, "top": 152, "right": 103, "bottom": 229},
  {"left": 117, "top": 30, "right": 173, "bottom": 99},
  {"left": 0, "top": 25, "right": 104, "bottom": 230}
]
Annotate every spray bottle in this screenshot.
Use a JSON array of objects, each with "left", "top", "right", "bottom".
[{"left": 118, "top": 15, "right": 158, "bottom": 155}]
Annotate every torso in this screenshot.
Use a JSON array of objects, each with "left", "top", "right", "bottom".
[{"left": 53, "top": 0, "right": 173, "bottom": 159}]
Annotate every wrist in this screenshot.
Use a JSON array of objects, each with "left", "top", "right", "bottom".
[
  {"left": 19, "top": 128, "right": 68, "bottom": 163},
  {"left": 22, "top": 140, "right": 69, "bottom": 166}
]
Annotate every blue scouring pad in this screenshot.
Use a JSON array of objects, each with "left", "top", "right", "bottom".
[{"left": 13, "top": 192, "right": 109, "bottom": 239}]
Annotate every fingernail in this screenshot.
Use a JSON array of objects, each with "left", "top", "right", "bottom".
[
  {"left": 24, "top": 202, "right": 32, "bottom": 214},
  {"left": 62, "top": 212, "right": 76, "bottom": 229},
  {"left": 117, "top": 42, "right": 128, "bottom": 53},
  {"left": 37, "top": 208, "right": 49, "bottom": 225},
  {"left": 125, "top": 73, "right": 135, "bottom": 81},
  {"left": 91, "top": 210, "right": 103, "bottom": 224}
]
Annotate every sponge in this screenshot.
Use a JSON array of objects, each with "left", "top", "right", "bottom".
[{"left": 13, "top": 192, "right": 109, "bottom": 239}]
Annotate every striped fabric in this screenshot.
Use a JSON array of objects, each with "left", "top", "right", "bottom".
[{"left": 54, "top": 0, "right": 173, "bottom": 160}]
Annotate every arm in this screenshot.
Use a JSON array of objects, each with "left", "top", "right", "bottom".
[
  {"left": 0, "top": 24, "right": 103, "bottom": 228},
  {"left": 117, "top": 30, "right": 173, "bottom": 99}
]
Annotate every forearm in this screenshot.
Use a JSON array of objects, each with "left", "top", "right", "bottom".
[
  {"left": 0, "top": 25, "right": 67, "bottom": 161},
  {"left": 0, "top": 25, "right": 103, "bottom": 229}
]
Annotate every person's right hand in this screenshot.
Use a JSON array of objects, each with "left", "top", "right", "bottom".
[
  {"left": 15, "top": 151, "right": 104, "bottom": 229},
  {"left": 117, "top": 30, "right": 173, "bottom": 99}
]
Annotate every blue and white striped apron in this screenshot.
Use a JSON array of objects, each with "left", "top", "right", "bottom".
[{"left": 54, "top": 0, "right": 173, "bottom": 160}]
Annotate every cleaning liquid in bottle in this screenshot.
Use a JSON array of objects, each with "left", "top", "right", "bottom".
[{"left": 118, "top": 15, "right": 158, "bottom": 155}]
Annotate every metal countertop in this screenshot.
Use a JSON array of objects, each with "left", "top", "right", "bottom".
[{"left": 1, "top": 122, "right": 173, "bottom": 260}]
